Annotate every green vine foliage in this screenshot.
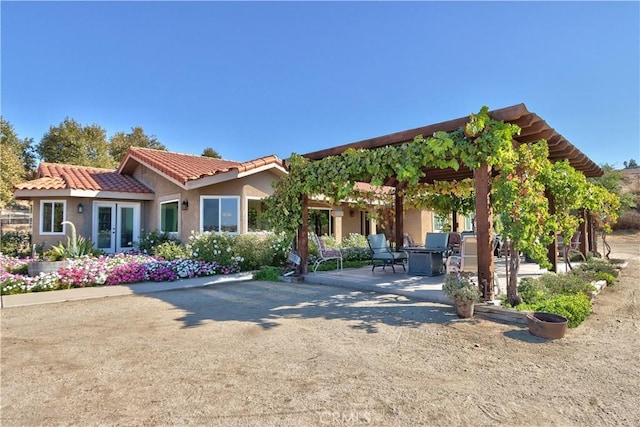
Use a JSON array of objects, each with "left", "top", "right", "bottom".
[{"left": 263, "top": 106, "right": 621, "bottom": 284}]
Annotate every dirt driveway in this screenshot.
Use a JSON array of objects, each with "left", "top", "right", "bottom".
[{"left": 2, "top": 233, "right": 639, "bottom": 426}]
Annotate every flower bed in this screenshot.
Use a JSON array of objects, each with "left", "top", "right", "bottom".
[{"left": 0, "top": 253, "right": 240, "bottom": 295}]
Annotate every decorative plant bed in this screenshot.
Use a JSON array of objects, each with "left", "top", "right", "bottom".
[{"left": 526, "top": 312, "right": 569, "bottom": 339}]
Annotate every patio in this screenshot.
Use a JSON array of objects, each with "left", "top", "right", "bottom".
[{"left": 303, "top": 257, "right": 572, "bottom": 319}]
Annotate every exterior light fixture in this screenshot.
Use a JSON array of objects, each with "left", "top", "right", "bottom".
[
  {"left": 181, "top": 200, "right": 189, "bottom": 210},
  {"left": 77, "top": 203, "right": 84, "bottom": 214}
]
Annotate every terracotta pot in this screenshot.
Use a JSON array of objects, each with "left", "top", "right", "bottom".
[
  {"left": 526, "top": 312, "right": 568, "bottom": 339},
  {"left": 27, "top": 260, "right": 69, "bottom": 277},
  {"left": 455, "top": 301, "right": 474, "bottom": 318}
]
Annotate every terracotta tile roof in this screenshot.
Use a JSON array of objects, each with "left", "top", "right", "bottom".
[
  {"left": 14, "top": 163, "right": 153, "bottom": 194},
  {"left": 122, "top": 148, "right": 283, "bottom": 185}
]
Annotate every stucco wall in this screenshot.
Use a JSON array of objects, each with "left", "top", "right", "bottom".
[{"left": 133, "top": 164, "right": 282, "bottom": 242}]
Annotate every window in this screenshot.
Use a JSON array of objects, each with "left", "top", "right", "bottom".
[
  {"left": 433, "top": 213, "right": 450, "bottom": 232},
  {"left": 201, "top": 196, "right": 239, "bottom": 233},
  {"left": 247, "top": 198, "right": 270, "bottom": 232},
  {"left": 310, "top": 208, "right": 331, "bottom": 236},
  {"left": 41, "top": 201, "right": 65, "bottom": 234},
  {"left": 160, "top": 200, "right": 179, "bottom": 233}
]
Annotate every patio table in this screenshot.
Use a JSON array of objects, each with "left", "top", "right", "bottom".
[{"left": 402, "top": 247, "right": 447, "bottom": 276}]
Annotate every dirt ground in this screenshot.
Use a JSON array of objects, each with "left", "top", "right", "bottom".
[{"left": 2, "top": 232, "right": 639, "bottom": 426}]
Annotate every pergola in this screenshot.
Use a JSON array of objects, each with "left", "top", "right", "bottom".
[{"left": 297, "top": 103, "right": 603, "bottom": 300}]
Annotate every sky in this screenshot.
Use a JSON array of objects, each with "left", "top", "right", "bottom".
[{"left": 2, "top": 1, "right": 639, "bottom": 169}]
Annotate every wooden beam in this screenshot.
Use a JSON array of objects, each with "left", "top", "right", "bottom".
[
  {"left": 579, "top": 209, "right": 588, "bottom": 256},
  {"left": 299, "top": 194, "right": 309, "bottom": 275},
  {"left": 474, "top": 162, "right": 495, "bottom": 301},
  {"left": 546, "top": 190, "right": 558, "bottom": 271},
  {"left": 395, "top": 186, "right": 404, "bottom": 251}
]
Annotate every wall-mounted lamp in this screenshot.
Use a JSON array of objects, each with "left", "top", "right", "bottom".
[
  {"left": 350, "top": 209, "right": 355, "bottom": 217},
  {"left": 181, "top": 200, "right": 189, "bottom": 210},
  {"left": 77, "top": 203, "right": 84, "bottom": 214}
]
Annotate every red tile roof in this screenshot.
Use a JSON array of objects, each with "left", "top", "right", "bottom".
[
  {"left": 14, "top": 163, "right": 153, "bottom": 194},
  {"left": 120, "top": 148, "right": 283, "bottom": 185}
]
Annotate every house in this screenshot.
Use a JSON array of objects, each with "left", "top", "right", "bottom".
[
  {"left": 14, "top": 147, "right": 457, "bottom": 253},
  {"left": 14, "top": 148, "right": 286, "bottom": 253}
]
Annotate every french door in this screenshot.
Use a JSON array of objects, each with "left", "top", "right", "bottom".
[{"left": 93, "top": 202, "right": 140, "bottom": 254}]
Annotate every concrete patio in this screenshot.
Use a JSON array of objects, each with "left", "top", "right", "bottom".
[{"left": 303, "top": 257, "right": 570, "bottom": 305}]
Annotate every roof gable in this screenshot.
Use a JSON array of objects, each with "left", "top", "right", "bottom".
[
  {"left": 15, "top": 163, "right": 153, "bottom": 194},
  {"left": 118, "top": 147, "right": 285, "bottom": 188}
]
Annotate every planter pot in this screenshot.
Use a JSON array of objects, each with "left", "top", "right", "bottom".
[
  {"left": 526, "top": 312, "right": 568, "bottom": 339},
  {"left": 27, "top": 260, "right": 69, "bottom": 277},
  {"left": 455, "top": 301, "right": 475, "bottom": 318}
]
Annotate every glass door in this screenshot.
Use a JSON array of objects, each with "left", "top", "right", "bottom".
[
  {"left": 93, "top": 202, "right": 140, "bottom": 253},
  {"left": 95, "top": 203, "right": 116, "bottom": 253}
]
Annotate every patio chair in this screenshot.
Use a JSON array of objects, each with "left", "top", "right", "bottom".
[
  {"left": 367, "top": 233, "right": 407, "bottom": 273},
  {"left": 446, "top": 235, "right": 502, "bottom": 295},
  {"left": 402, "top": 232, "right": 418, "bottom": 248},
  {"left": 447, "top": 232, "right": 461, "bottom": 255},
  {"left": 311, "top": 234, "right": 343, "bottom": 273},
  {"left": 558, "top": 231, "right": 586, "bottom": 268},
  {"left": 446, "top": 235, "right": 477, "bottom": 275},
  {"left": 425, "top": 232, "right": 449, "bottom": 250}
]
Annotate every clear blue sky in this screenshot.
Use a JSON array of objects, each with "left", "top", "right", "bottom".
[{"left": 2, "top": 1, "right": 639, "bottom": 168}]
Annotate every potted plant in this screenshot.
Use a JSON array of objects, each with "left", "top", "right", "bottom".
[{"left": 443, "top": 273, "right": 481, "bottom": 318}]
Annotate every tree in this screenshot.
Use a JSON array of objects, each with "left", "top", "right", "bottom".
[
  {"left": 0, "top": 118, "right": 34, "bottom": 207},
  {"left": 590, "top": 164, "right": 636, "bottom": 210},
  {"left": 201, "top": 147, "right": 222, "bottom": 158},
  {"left": 109, "top": 126, "right": 166, "bottom": 164},
  {"left": 37, "top": 118, "right": 113, "bottom": 168},
  {"left": 623, "top": 159, "right": 638, "bottom": 169}
]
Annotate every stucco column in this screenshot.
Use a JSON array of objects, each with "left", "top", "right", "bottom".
[
  {"left": 369, "top": 217, "right": 377, "bottom": 237},
  {"left": 332, "top": 207, "right": 344, "bottom": 244}
]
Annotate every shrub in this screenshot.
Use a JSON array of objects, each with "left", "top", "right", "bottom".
[
  {"left": 233, "top": 233, "right": 270, "bottom": 270},
  {"left": 153, "top": 241, "right": 189, "bottom": 261},
  {"left": 0, "top": 230, "right": 31, "bottom": 257},
  {"left": 136, "top": 230, "right": 176, "bottom": 255},
  {"left": 253, "top": 266, "right": 282, "bottom": 281},
  {"left": 341, "top": 233, "right": 371, "bottom": 262},
  {"left": 443, "top": 273, "right": 481, "bottom": 303},
  {"left": 574, "top": 258, "right": 619, "bottom": 278},
  {"left": 535, "top": 272, "right": 595, "bottom": 296},
  {"left": 187, "top": 232, "right": 240, "bottom": 268},
  {"left": 519, "top": 293, "right": 592, "bottom": 328},
  {"left": 517, "top": 277, "right": 547, "bottom": 304},
  {"left": 595, "top": 271, "right": 616, "bottom": 286},
  {"left": 264, "top": 232, "right": 292, "bottom": 267}
]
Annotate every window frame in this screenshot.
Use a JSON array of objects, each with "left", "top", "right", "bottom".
[
  {"left": 245, "top": 196, "right": 270, "bottom": 233},
  {"left": 200, "top": 195, "right": 240, "bottom": 234},
  {"left": 40, "top": 200, "right": 66, "bottom": 235},
  {"left": 159, "top": 199, "right": 180, "bottom": 234}
]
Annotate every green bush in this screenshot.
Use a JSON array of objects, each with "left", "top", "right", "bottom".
[
  {"left": 187, "top": 232, "right": 237, "bottom": 267},
  {"left": 0, "top": 230, "right": 31, "bottom": 257},
  {"left": 233, "top": 233, "right": 270, "bottom": 270},
  {"left": 339, "top": 233, "right": 371, "bottom": 262},
  {"left": 595, "top": 271, "right": 616, "bottom": 286},
  {"left": 517, "top": 277, "right": 547, "bottom": 304},
  {"left": 153, "top": 241, "right": 189, "bottom": 261},
  {"left": 536, "top": 272, "right": 595, "bottom": 296},
  {"left": 253, "top": 266, "right": 282, "bottom": 281},
  {"left": 518, "top": 293, "right": 592, "bottom": 328},
  {"left": 574, "top": 258, "right": 620, "bottom": 278},
  {"left": 136, "top": 230, "right": 176, "bottom": 255}
]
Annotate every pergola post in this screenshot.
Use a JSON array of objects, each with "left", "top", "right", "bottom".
[
  {"left": 578, "top": 208, "right": 588, "bottom": 257},
  {"left": 546, "top": 190, "right": 558, "bottom": 272},
  {"left": 474, "top": 162, "right": 495, "bottom": 301},
  {"left": 586, "top": 213, "right": 595, "bottom": 254},
  {"left": 395, "top": 185, "right": 404, "bottom": 250},
  {"left": 299, "top": 194, "right": 309, "bottom": 274}
]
